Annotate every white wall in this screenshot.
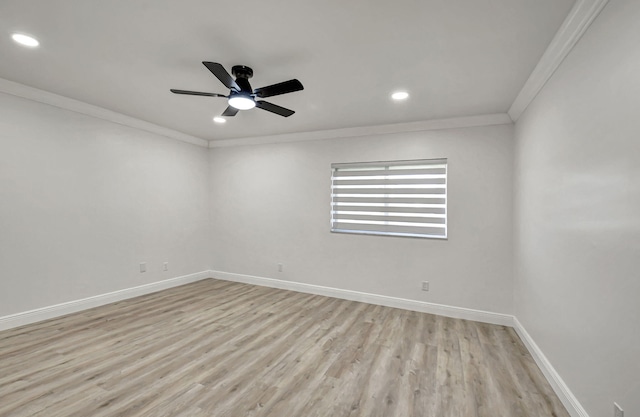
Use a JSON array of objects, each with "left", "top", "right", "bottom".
[
  {"left": 210, "top": 124, "right": 514, "bottom": 314},
  {"left": 0, "top": 93, "right": 210, "bottom": 317},
  {"left": 513, "top": 0, "right": 640, "bottom": 415}
]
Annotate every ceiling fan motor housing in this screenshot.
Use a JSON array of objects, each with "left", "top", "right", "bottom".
[{"left": 232, "top": 65, "right": 254, "bottom": 92}]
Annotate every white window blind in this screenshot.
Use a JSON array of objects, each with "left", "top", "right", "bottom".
[{"left": 331, "top": 159, "right": 447, "bottom": 239}]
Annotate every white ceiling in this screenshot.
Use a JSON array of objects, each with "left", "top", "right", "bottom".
[{"left": 0, "top": 0, "right": 575, "bottom": 142}]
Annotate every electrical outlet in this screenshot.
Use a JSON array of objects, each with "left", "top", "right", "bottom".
[
  {"left": 277, "top": 263, "right": 283, "bottom": 272},
  {"left": 139, "top": 262, "right": 146, "bottom": 273},
  {"left": 421, "top": 281, "right": 429, "bottom": 291},
  {"left": 163, "top": 262, "right": 168, "bottom": 271},
  {"left": 614, "top": 403, "right": 624, "bottom": 417}
]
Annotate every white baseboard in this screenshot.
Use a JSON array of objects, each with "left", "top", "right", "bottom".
[
  {"left": 210, "top": 270, "right": 513, "bottom": 327},
  {"left": 0, "top": 271, "right": 211, "bottom": 331},
  {"left": 513, "top": 317, "right": 589, "bottom": 417}
]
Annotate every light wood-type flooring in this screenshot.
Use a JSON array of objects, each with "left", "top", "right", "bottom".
[{"left": 0, "top": 279, "right": 569, "bottom": 417}]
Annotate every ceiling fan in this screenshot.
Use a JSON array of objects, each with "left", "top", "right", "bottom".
[{"left": 170, "top": 62, "right": 304, "bottom": 117}]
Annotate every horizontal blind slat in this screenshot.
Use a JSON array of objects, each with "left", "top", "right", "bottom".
[
  {"left": 333, "top": 188, "right": 445, "bottom": 195},
  {"left": 331, "top": 205, "right": 446, "bottom": 214},
  {"left": 333, "top": 184, "right": 446, "bottom": 190},
  {"left": 333, "top": 213, "right": 447, "bottom": 224},
  {"left": 333, "top": 211, "right": 446, "bottom": 219},
  {"left": 332, "top": 223, "right": 446, "bottom": 237},
  {"left": 333, "top": 196, "right": 446, "bottom": 205},
  {"left": 332, "top": 168, "right": 446, "bottom": 178},
  {"left": 333, "top": 178, "right": 446, "bottom": 186}
]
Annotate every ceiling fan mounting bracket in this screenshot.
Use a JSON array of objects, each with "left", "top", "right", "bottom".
[{"left": 231, "top": 65, "right": 254, "bottom": 79}]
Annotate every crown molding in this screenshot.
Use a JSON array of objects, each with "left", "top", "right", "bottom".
[
  {"left": 508, "top": 0, "right": 610, "bottom": 121},
  {"left": 0, "top": 77, "right": 209, "bottom": 148},
  {"left": 208, "top": 113, "right": 512, "bottom": 148}
]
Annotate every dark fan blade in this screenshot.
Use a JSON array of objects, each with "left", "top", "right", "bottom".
[
  {"left": 254, "top": 79, "right": 303, "bottom": 98},
  {"left": 255, "top": 101, "right": 295, "bottom": 117},
  {"left": 170, "top": 89, "right": 227, "bottom": 98},
  {"left": 203, "top": 62, "right": 239, "bottom": 91},
  {"left": 221, "top": 106, "right": 239, "bottom": 117}
]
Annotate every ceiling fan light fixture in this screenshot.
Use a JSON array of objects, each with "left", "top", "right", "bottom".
[
  {"left": 228, "top": 94, "right": 256, "bottom": 110},
  {"left": 11, "top": 33, "right": 39, "bottom": 47},
  {"left": 170, "top": 62, "right": 302, "bottom": 118},
  {"left": 391, "top": 91, "right": 409, "bottom": 100}
]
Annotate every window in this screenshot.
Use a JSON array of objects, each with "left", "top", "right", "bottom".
[{"left": 331, "top": 159, "right": 447, "bottom": 239}]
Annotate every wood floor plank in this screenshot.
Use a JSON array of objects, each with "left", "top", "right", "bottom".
[{"left": 0, "top": 279, "right": 569, "bottom": 417}]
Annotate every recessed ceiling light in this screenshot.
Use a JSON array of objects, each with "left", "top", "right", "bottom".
[
  {"left": 11, "top": 33, "right": 39, "bottom": 48},
  {"left": 391, "top": 91, "right": 409, "bottom": 100},
  {"left": 213, "top": 116, "right": 226, "bottom": 124}
]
